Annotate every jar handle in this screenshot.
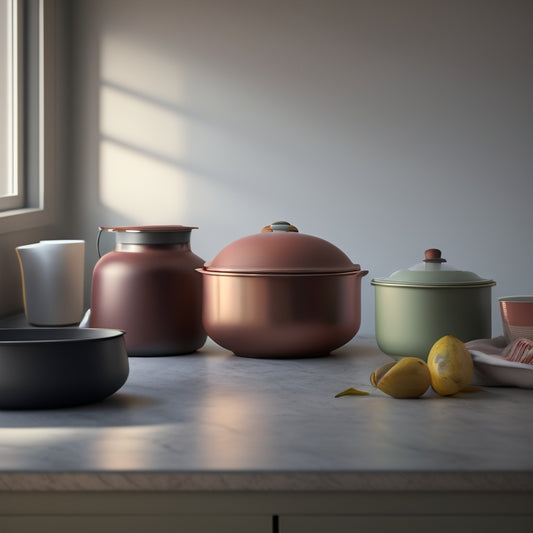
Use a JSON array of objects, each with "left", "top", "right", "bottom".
[{"left": 96, "top": 227, "right": 105, "bottom": 258}]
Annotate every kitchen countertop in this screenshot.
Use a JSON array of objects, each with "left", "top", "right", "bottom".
[{"left": 1, "top": 315, "right": 533, "bottom": 493}]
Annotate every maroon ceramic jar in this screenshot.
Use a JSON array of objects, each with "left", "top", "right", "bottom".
[{"left": 90, "top": 226, "right": 206, "bottom": 356}]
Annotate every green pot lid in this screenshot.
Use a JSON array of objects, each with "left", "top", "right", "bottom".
[{"left": 371, "top": 248, "right": 496, "bottom": 288}]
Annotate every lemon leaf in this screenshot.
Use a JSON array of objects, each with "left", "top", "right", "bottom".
[{"left": 335, "top": 387, "right": 370, "bottom": 398}]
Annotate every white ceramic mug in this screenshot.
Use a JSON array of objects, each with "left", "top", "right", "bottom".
[{"left": 16, "top": 240, "right": 85, "bottom": 326}]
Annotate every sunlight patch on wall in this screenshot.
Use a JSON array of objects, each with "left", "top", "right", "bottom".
[
  {"left": 100, "top": 139, "right": 188, "bottom": 223},
  {"left": 100, "top": 84, "right": 187, "bottom": 164}
]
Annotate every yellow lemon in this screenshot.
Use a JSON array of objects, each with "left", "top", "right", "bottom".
[
  {"left": 370, "top": 357, "right": 431, "bottom": 399},
  {"left": 427, "top": 335, "right": 473, "bottom": 396}
]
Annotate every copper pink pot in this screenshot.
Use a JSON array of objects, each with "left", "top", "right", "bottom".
[
  {"left": 90, "top": 226, "right": 206, "bottom": 356},
  {"left": 198, "top": 221, "right": 368, "bottom": 358}
]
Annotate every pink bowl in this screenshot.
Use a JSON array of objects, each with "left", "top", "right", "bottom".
[{"left": 499, "top": 296, "right": 533, "bottom": 342}]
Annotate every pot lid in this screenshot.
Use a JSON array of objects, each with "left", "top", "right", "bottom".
[
  {"left": 371, "top": 248, "right": 496, "bottom": 288},
  {"left": 203, "top": 221, "right": 363, "bottom": 274}
]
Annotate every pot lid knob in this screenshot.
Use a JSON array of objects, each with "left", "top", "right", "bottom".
[
  {"left": 261, "top": 221, "right": 299, "bottom": 233},
  {"left": 424, "top": 248, "right": 447, "bottom": 264}
]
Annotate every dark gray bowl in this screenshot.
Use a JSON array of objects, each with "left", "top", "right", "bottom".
[{"left": 0, "top": 328, "right": 129, "bottom": 409}]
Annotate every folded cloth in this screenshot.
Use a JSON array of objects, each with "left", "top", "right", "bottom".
[
  {"left": 503, "top": 338, "right": 533, "bottom": 364},
  {"left": 465, "top": 336, "right": 533, "bottom": 388}
]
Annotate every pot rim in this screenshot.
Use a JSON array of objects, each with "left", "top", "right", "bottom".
[
  {"left": 371, "top": 278, "right": 496, "bottom": 289},
  {"left": 197, "top": 268, "right": 369, "bottom": 278},
  {"left": 498, "top": 295, "right": 533, "bottom": 303},
  {"left": 0, "top": 328, "right": 125, "bottom": 345}
]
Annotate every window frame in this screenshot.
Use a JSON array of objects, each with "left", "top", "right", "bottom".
[{"left": 0, "top": 0, "right": 55, "bottom": 232}]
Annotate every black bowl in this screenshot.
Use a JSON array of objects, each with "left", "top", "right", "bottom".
[{"left": 0, "top": 328, "right": 129, "bottom": 409}]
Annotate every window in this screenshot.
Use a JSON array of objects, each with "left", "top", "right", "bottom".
[
  {"left": 0, "top": 0, "right": 22, "bottom": 210},
  {"left": 0, "top": 0, "right": 55, "bottom": 232}
]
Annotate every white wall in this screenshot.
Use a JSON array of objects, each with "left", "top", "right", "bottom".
[{"left": 66, "top": 0, "right": 533, "bottom": 337}]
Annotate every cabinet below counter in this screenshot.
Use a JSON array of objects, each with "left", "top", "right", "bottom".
[
  {"left": 0, "top": 315, "right": 532, "bottom": 531},
  {"left": 1, "top": 491, "right": 533, "bottom": 533}
]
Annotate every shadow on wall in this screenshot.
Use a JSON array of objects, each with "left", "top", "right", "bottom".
[{"left": 95, "top": 33, "right": 307, "bottom": 232}]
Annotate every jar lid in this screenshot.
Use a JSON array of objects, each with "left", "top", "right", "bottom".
[
  {"left": 99, "top": 225, "right": 197, "bottom": 246},
  {"left": 371, "top": 248, "right": 496, "bottom": 288},
  {"left": 99, "top": 225, "right": 198, "bottom": 232},
  {"left": 203, "top": 221, "right": 364, "bottom": 274}
]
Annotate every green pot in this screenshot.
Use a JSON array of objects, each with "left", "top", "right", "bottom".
[{"left": 371, "top": 249, "right": 496, "bottom": 361}]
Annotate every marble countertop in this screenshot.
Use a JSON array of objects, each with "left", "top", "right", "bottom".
[{"left": 1, "top": 315, "right": 533, "bottom": 492}]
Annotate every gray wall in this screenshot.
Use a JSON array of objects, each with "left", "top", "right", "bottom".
[{"left": 65, "top": 0, "right": 533, "bottom": 337}]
